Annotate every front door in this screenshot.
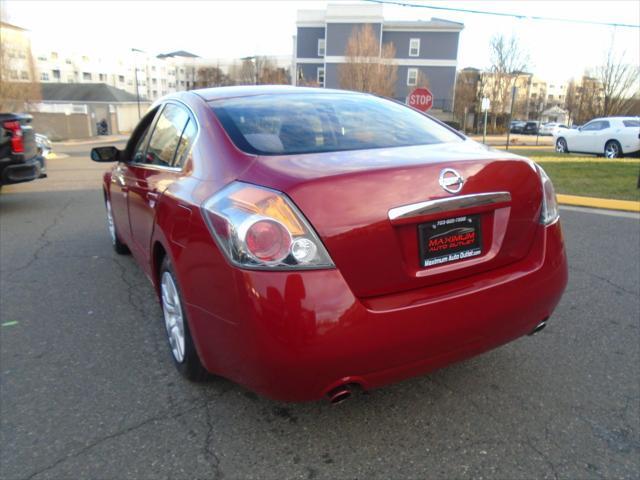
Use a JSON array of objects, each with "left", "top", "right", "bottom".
[{"left": 125, "top": 103, "right": 191, "bottom": 269}]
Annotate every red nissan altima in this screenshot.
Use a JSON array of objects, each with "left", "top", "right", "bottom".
[{"left": 91, "top": 86, "right": 568, "bottom": 403}]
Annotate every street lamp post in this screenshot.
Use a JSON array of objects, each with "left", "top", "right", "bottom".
[
  {"left": 505, "top": 85, "right": 517, "bottom": 151},
  {"left": 131, "top": 48, "right": 143, "bottom": 119}
]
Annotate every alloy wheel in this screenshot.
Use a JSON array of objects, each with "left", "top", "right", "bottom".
[
  {"left": 605, "top": 142, "right": 620, "bottom": 159},
  {"left": 161, "top": 271, "right": 186, "bottom": 363}
]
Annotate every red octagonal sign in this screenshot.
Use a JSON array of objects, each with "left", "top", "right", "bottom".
[{"left": 408, "top": 87, "right": 433, "bottom": 112}]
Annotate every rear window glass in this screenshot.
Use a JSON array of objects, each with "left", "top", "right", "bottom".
[
  {"left": 210, "top": 93, "right": 463, "bottom": 155},
  {"left": 623, "top": 120, "right": 639, "bottom": 127}
]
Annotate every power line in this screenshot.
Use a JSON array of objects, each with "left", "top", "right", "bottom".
[{"left": 364, "top": 0, "right": 640, "bottom": 29}]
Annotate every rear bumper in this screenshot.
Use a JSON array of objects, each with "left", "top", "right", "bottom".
[
  {"left": 0, "top": 157, "right": 42, "bottom": 185},
  {"left": 188, "top": 221, "right": 568, "bottom": 402}
]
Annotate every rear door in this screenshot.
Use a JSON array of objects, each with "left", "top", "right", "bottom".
[{"left": 125, "top": 103, "right": 191, "bottom": 267}]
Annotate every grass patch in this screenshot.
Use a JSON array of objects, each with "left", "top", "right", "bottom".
[{"left": 534, "top": 161, "right": 640, "bottom": 201}]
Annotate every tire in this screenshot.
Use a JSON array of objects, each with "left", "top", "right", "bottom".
[
  {"left": 105, "top": 196, "right": 130, "bottom": 255},
  {"left": 604, "top": 140, "right": 623, "bottom": 159},
  {"left": 555, "top": 138, "right": 569, "bottom": 154},
  {"left": 159, "top": 256, "right": 208, "bottom": 381}
]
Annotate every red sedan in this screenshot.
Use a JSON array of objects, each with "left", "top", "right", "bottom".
[{"left": 91, "top": 86, "right": 567, "bottom": 403}]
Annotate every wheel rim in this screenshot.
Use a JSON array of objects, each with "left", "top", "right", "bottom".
[
  {"left": 605, "top": 143, "right": 619, "bottom": 158},
  {"left": 161, "top": 271, "right": 186, "bottom": 363},
  {"left": 556, "top": 140, "right": 566, "bottom": 153},
  {"left": 105, "top": 199, "right": 116, "bottom": 244}
]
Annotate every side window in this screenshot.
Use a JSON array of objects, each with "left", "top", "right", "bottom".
[
  {"left": 145, "top": 104, "right": 189, "bottom": 167},
  {"left": 600, "top": 121, "right": 610, "bottom": 129},
  {"left": 132, "top": 122, "right": 155, "bottom": 163},
  {"left": 581, "top": 121, "right": 598, "bottom": 131},
  {"left": 173, "top": 118, "right": 197, "bottom": 168}
]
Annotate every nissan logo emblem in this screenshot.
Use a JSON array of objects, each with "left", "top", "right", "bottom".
[{"left": 439, "top": 168, "right": 464, "bottom": 194}]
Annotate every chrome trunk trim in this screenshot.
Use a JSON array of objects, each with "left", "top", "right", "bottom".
[{"left": 388, "top": 191, "right": 511, "bottom": 221}]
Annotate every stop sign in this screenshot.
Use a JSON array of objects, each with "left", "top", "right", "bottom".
[{"left": 408, "top": 87, "right": 433, "bottom": 112}]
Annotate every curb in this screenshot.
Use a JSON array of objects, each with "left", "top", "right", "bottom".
[
  {"left": 557, "top": 194, "right": 640, "bottom": 213},
  {"left": 46, "top": 153, "right": 70, "bottom": 160}
]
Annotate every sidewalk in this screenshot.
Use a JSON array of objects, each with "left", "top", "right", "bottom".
[{"left": 53, "top": 134, "right": 129, "bottom": 146}]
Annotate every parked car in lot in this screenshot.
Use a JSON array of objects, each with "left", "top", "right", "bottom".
[
  {"left": 538, "top": 122, "right": 568, "bottom": 136},
  {"left": 522, "top": 121, "right": 539, "bottom": 135},
  {"left": 554, "top": 117, "right": 640, "bottom": 158},
  {"left": 510, "top": 120, "right": 526, "bottom": 133},
  {"left": 92, "top": 86, "right": 568, "bottom": 403},
  {"left": 0, "top": 113, "right": 46, "bottom": 189}
]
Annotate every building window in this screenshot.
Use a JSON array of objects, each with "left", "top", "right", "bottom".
[
  {"left": 37, "top": 55, "right": 47, "bottom": 61},
  {"left": 83, "top": 72, "right": 92, "bottom": 81},
  {"left": 82, "top": 56, "right": 89, "bottom": 62},
  {"left": 51, "top": 52, "right": 58, "bottom": 59},
  {"left": 99, "top": 73, "right": 106, "bottom": 81},
  {"left": 41, "top": 72, "right": 49, "bottom": 81},
  {"left": 318, "top": 38, "right": 326, "bottom": 57},
  {"left": 409, "top": 38, "right": 420, "bottom": 57},
  {"left": 52, "top": 69, "right": 60, "bottom": 80},
  {"left": 118, "top": 75, "right": 125, "bottom": 82},
  {"left": 407, "top": 68, "right": 418, "bottom": 86},
  {"left": 317, "top": 67, "right": 325, "bottom": 87},
  {"left": 65, "top": 59, "right": 72, "bottom": 64}
]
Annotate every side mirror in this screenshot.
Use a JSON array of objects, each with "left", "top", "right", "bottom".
[{"left": 91, "top": 146, "right": 120, "bottom": 162}]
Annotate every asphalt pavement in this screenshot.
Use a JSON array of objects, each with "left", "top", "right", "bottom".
[{"left": 1, "top": 142, "right": 638, "bottom": 480}]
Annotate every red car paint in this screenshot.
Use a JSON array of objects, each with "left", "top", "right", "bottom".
[{"left": 102, "top": 87, "right": 567, "bottom": 402}]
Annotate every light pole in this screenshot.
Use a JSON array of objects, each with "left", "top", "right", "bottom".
[
  {"left": 131, "top": 48, "right": 143, "bottom": 119},
  {"left": 505, "top": 84, "right": 517, "bottom": 150}
]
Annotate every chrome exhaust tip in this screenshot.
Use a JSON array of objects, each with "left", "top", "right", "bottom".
[
  {"left": 528, "top": 318, "right": 548, "bottom": 336},
  {"left": 326, "top": 385, "right": 354, "bottom": 404}
]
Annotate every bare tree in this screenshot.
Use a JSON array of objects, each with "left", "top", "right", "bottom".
[
  {"left": 596, "top": 44, "right": 639, "bottom": 117},
  {"left": 453, "top": 69, "right": 480, "bottom": 131},
  {"left": 195, "top": 64, "right": 232, "bottom": 88},
  {"left": 564, "top": 79, "right": 579, "bottom": 125},
  {"left": 486, "top": 34, "right": 529, "bottom": 131},
  {"left": 338, "top": 24, "right": 397, "bottom": 97},
  {"left": 575, "top": 75, "right": 602, "bottom": 124},
  {"left": 255, "top": 57, "right": 289, "bottom": 85}
]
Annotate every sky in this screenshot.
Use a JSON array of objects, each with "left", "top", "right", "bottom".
[{"left": 3, "top": 0, "right": 639, "bottom": 83}]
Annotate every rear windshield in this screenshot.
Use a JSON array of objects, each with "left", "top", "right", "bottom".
[
  {"left": 623, "top": 120, "right": 639, "bottom": 127},
  {"left": 210, "top": 93, "right": 463, "bottom": 155}
]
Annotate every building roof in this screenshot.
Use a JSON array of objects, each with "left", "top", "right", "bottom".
[
  {"left": 0, "top": 21, "right": 29, "bottom": 31},
  {"left": 41, "top": 83, "right": 143, "bottom": 103},
  {"left": 157, "top": 50, "right": 200, "bottom": 59}
]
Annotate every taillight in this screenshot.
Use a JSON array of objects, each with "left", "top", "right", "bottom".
[
  {"left": 537, "top": 165, "right": 559, "bottom": 225},
  {"left": 3, "top": 121, "right": 24, "bottom": 153},
  {"left": 202, "top": 182, "right": 335, "bottom": 270}
]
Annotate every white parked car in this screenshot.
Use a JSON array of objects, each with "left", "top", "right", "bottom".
[
  {"left": 554, "top": 117, "right": 640, "bottom": 158},
  {"left": 539, "top": 122, "right": 567, "bottom": 136}
]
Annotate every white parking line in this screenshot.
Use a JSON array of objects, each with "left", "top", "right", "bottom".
[{"left": 560, "top": 205, "right": 640, "bottom": 220}]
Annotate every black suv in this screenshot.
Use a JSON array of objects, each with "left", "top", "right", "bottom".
[{"left": 1, "top": 113, "right": 44, "bottom": 189}]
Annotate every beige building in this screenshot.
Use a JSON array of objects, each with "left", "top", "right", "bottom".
[{"left": 0, "top": 21, "right": 40, "bottom": 110}]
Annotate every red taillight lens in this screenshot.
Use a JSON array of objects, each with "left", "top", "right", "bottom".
[
  {"left": 202, "top": 182, "right": 335, "bottom": 270},
  {"left": 3, "top": 121, "right": 24, "bottom": 153},
  {"left": 245, "top": 219, "right": 292, "bottom": 262}
]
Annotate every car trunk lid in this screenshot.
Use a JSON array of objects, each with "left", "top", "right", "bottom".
[{"left": 239, "top": 141, "right": 543, "bottom": 298}]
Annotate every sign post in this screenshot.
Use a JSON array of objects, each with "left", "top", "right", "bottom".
[
  {"left": 481, "top": 97, "right": 490, "bottom": 145},
  {"left": 407, "top": 87, "right": 433, "bottom": 112}
]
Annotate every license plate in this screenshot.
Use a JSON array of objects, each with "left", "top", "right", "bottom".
[{"left": 419, "top": 214, "right": 482, "bottom": 268}]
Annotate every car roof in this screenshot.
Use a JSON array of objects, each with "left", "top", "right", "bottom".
[{"left": 187, "top": 85, "right": 356, "bottom": 102}]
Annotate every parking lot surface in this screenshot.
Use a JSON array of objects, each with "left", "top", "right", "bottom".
[{"left": 1, "top": 142, "right": 639, "bottom": 479}]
